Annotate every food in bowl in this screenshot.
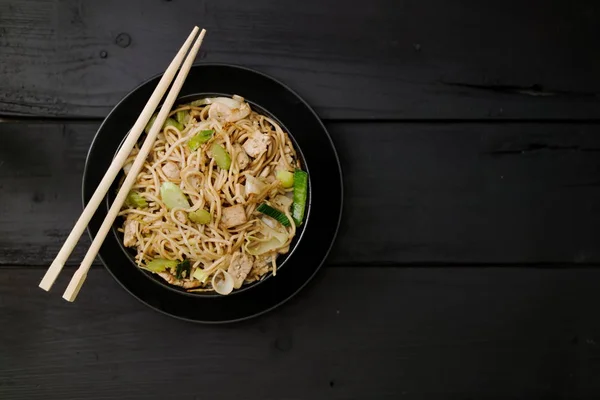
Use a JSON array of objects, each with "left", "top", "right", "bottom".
[{"left": 118, "top": 96, "right": 308, "bottom": 295}]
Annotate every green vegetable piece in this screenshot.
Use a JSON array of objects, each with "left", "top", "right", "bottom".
[
  {"left": 125, "top": 191, "right": 147, "bottom": 208},
  {"left": 160, "top": 182, "right": 190, "bottom": 210},
  {"left": 193, "top": 268, "right": 210, "bottom": 283},
  {"left": 146, "top": 114, "right": 185, "bottom": 134},
  {"left": 176, "top": 110, "right": 189, "bottom": 125},
  {"left": 145, "top": 258, "right": 178, "bottom": 273},
  {"left": 188, "top": 209, "right": 211, "bottom": 224},
  {"left": 164, "top": 118, "right": 184, "bottom": 131},
  {"left": 276, "top": 170, "right": 294, "bottom": 188},
  {"left": 145, "top": 114, "right": 158, "bottom": 134},
  {"left": 188, "top": 129, "right": 214, "bottom": 151},
  {"left": 175, "top": 259, "right": 191, "bottom": 279},
  {"left": 210, "top": 143, "right": 231, "bottom": 170},
  {"left": 292, "top": 170, "right": 308, "bottom": 226},
  {"left": 190, "top": 99, "right": 209, "bottom": 107},
  {"left": 256, "top": 203, "right": 291, "bottom": 227}
]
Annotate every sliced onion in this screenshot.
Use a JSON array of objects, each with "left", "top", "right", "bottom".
[
  {"left": 212, "top": 269, "right": 234, "bottom": 295},
  {"left": 213, "top": 97, "right": 243, "bottom": 109},
  {"left": 261, "top": 216, "right": 278, "bottom": 229},
  {"left": 198, "top": 96, "right": 242, "bottom": 109},
  {"left": 207, "top": 97, "right": 251, "bottom": 122}
]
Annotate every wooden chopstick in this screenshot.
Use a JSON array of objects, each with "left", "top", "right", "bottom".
[
  {"left": 61, "top": 29, "right": 207, "bottom": 302},
  {"left": 39, "top": 26, "right": 201, "bottom": 292}
]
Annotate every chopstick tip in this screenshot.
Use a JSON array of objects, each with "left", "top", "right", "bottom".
[
  {"left": 39, "top": 259, "right": 65, "bottom": 291},
  {"left": 62, "top": 268, "right": 88, "bottom": 302}
]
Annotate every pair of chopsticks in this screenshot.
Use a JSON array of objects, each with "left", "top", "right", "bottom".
[{"left": 39, "top": 27, "right": 207, "bottom": 302}]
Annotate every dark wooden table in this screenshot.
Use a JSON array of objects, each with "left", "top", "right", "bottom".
[{"left": 2, "top": 1, "right": 600, "bottom": 398}]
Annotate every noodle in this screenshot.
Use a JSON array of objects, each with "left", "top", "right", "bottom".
[{"left": 119, "top": 96, "right": 303, "bottom": 294}]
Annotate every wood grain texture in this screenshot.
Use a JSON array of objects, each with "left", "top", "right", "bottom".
[
  {"left": 2, "top": 121, "right": 600, "bottom": 266},
  {"left": 2, "top": 267, "right": 600, "bottom": 399},
  {"left": 2, "top": 0, "right": 600, "bottom": 119},
  {"left": 0, "top": 122, "right": 95, "bottom": 265}
]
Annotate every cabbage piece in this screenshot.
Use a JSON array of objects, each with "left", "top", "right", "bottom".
[
  {"left": 245, "top": 222, "right": 289, "bottom": 255},
  {"left": 272, "top": 195, "right": 293, "bottom": 211},
  {"left": 245, "top": 175, "right": 266, "bottom": 196},
  {"left": 160, "top": 182, "right": 190, "bottom": 210},
  {"left": 144, "top": 258, "right": 178, "bottom": 273}
]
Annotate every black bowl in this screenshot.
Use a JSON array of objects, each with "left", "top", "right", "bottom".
[{"left": 83, "top": 64, "right": 343, "bottom": 323}]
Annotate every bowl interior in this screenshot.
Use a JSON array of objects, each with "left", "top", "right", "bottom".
[{"left": 108, "top": 93, "right": 310, "bottom": 297}]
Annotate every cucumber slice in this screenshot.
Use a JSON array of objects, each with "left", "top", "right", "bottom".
[
  {"left": 256, "top": 203, "right": 291, "bottom": 227},
  {"left": 292, "top": 170, "right": 308, "bottom": 226}
]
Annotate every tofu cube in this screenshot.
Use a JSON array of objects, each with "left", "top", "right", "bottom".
[{"left": 221, "top": 204, "right": 248, "bottom": 228}]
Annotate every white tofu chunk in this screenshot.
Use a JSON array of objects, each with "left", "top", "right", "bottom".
[
  {"left": 243, "top": 131, "right": 271, "bottom": 158},
  {"left": 228, "top": 253, "right": 254, "bottom": 289},
  {"left": 234, "top": 144, "right": 250, "bottom": 170},
  {"left": 221, "top": 204, "right": 248, "bottom": 228},
  {"left": 162, "top": 161, "right": 180, "bottom": 180},
  {"left": 123, "top": 219, "right": 139, "bottom": 247}
]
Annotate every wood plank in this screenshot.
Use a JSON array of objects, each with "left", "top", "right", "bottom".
[
  {"left": 1, "top": 0, "right": 600, "bottom": 119},
  {"left": 2, "top": 121, "right": 600, "bottom": 266},
  {"left": 0, "top": 122, "right": 95, "bottom": 265},
  {"left": 2, "top": 266, "right": 600, "bottom": 399}
]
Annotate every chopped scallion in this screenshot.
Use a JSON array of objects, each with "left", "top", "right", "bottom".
[{"left": 256, "top": 203, "right": 291, "bottom": 227}]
